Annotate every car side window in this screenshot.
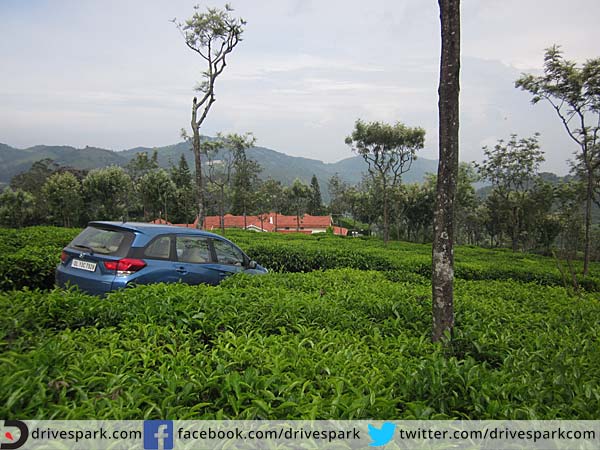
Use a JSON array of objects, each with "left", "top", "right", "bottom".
[
  {"left": 213, "top": 239, "right": 245, "bottom": 266},
  {"left": 177, "top": 236, "right": 211, "bottom": 263},
  {"left": 144, "top": 236, "right": 172, "bottom": 260}
]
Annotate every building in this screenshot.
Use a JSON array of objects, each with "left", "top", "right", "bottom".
[
  {"left": 152, "top": 213, "right": 347, "bottom": 236},
  {"left": 203, "top": 213, "right": 348, "bottom": 236}
]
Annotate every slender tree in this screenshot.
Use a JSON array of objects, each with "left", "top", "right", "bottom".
[
  {"left": 173, "top": 4, "right": 245, "bottom": 228},
  {"left": 138, "top": 169, "right": 176, "bottom": 221},
  {"left": 515, "top": 46, "right": 600, "bottom": 275},
  {"left": 204, "top": 135, "right": 235, "bottom": 233},
  {"left": 432, "top": 0, "right": 460, "bottom": 343},
  {"left": 285, "top": 179, "right": 311, "bottom": 232},
  {"left": 327, "top": 174, "right": 350, "bottom": 217},
  {"left": 230, "top": 133, "right": 260, "bottom": 225},
  {"left": 308, "top": 174, "right": 323, "bottom": 215},
  {"left": 125, "top": 151, "right": 159, "bottom": 181},
  {"left": 256, "top": 178, "right": 286, "bottom": 231},
  {"left": 345, "top": 120, "right": 425, "bottom": 244},
  {"left": 169, "top": 155, "right": 196, "bottom": 224},
  {"left": 475, "top": 134, "right": 545, "bottom": 252}
]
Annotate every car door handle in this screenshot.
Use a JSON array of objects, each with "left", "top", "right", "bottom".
[
  {"left": 218, "top": 272, "right": 228, "bottom": 277},
  {"left": 175, "top": 266, "right": 187, "bottom": 274}
]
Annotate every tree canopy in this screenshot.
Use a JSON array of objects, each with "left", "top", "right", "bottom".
[
  {"left": 516, "top": 45, "right": 600, "bottom": 274},
  {"left": 345, "top": 119, "right": 425, "bottom": 244}
]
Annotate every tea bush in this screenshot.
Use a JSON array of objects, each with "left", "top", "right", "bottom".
[
  {"left": 1, "top": 270, "right": 599, "bottom": 419},
  {"left": 0, "top": 227, "right": 79, "bottom": 290},
  {"left": 1, "top": 226, "right": 598, "bottom": 291}
]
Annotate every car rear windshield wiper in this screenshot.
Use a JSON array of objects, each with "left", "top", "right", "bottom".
[{"left": 73, "top": 244, "right": 94, "bottom": 254}]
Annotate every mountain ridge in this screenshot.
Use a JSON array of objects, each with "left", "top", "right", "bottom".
[{"left": 0, "top": 140, "right": 440, "bottom": 189}]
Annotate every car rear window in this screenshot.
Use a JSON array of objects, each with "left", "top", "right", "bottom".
[{"left": 69, "top": 226, "right": 133, "bottom": 257}]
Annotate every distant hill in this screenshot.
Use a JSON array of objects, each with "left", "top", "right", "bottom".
[
  {"left": 0, "top": 143, "right": 128, "bottom": 185},
  {"left": 0, "top": 139, "right": 440, "bottom": 195}
]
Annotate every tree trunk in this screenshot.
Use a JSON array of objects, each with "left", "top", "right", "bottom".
[
  {"left": 191, "top": 98, "right": 205, "bottom": 229},
  {"left": 382, "top": 188, "right": 389, "bottom": 245},
  {"left": 432, "top": 0, "right": 460, "bottom": 343},
  {"left": 220, "top": 185, "right": 225, "bottom": 234},
  {"left": 511, "top": 206, "right": 519, "bottom": 252},
  {"left": 584, "top": 169, "right": 592, "bottom": 276}
]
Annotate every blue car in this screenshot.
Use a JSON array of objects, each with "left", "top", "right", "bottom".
[{"left": 56, "top": 221, "right": 267, "bottom": 295}]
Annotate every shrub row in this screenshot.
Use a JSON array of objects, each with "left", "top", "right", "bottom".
[
  {"left": 0, "top": 227, "right": 598, "bottom": 292},
  {"left": 241, "top": 241, "right": 599, "bottom": 291},
  {"left": 0, "top": 227, "right": 79, "bottom": 290},
  {"left": 1, "top": 270, "right": 599, "bottom": 419}
]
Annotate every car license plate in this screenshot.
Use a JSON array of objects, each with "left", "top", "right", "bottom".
[{"left": 72, "top": 259, "right": 97, "bottom": 272}]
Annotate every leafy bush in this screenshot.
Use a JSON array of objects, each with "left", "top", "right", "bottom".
[
  {"left": 1, "top": 270, "right": 599, "bottom": 419},
  {"left": 0, "top": 227, "right": 79, "bottom": 290},
  {"left": 1, "top": 227, "right": 598, "bottom": 291}
]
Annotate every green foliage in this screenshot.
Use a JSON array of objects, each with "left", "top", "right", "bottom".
[
  {"left": 0, "top": 227, "right": 80, "bottom": 290},
  {"left": 10, "top": 158, "right": 59, "bottom": 198},
  {"left": 516, "top": 45, "right": 600, "bottom": 272},
  {"left": 308, "top": 174, "right": 324, "bottom": 215},
  {"left": 169, "top": 155, "right": 196, "bottom": 224},
  {"left": 1, "top": 229, "right": 599, "bottom": 419},
  {"left": 282, "top": 179, "right": 311, "bottom": 223},
  {"left": 475, "top": 134, "right": 546, "bottom": 252},
  {"left": 0, "top": 188, "right": 36, "bottom": 228},
  {"left": 255, "top": 178, "right": 286, "bottom": 216},
  {"left": 223, "top": 231, "right": 600, "bottom": 291},
  {"left": 82, "top": 166, "right": 132, "bottom": 221},
  {"left": 228, "top": 133, "right": 261, "bottom": 216},
  {"left": 345, "top": 119, "right": 426, "bottom": 244},
  {"left": 175, "top": 4, "right": 245, "bottom": 95},
  {"left": 42, "top": 171, "right": 83, "bottom": 228},
  {"left": 138, "top": 169, "right": 176, "bottom": 221},
  {"left": 1, "top": 227, "right": 599, "bottom": 293},
  {"left": 1, "top": 269, "right": 599, "bottom": 419},
  {"left": 125, "top": 151, "right": 159, "bottom": 181}
]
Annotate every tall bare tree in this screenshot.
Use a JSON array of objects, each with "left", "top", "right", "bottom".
[
  {"left": 173, "top": 4, "right": 245, "bottom": 228},
  {"left": 432, "top": 0, "right": 460, "bottom": 343}
]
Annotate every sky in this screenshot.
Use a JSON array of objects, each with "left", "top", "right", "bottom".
[{"left": 1, "top": 0, "right": 599, "bottom": 175}]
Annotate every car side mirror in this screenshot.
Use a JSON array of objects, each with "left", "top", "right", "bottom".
[{"left": 247, "top": 260, "right": 257, "bottom": 269}]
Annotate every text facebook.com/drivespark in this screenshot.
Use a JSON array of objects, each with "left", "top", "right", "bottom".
[{"left": 177, "top": 427, "right": 361, "bottom": 442}]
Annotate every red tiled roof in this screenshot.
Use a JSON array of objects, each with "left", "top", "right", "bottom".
[
  {"left": 150, "top": 213, "right": 348, "bottom": 236},
  {"left": 149, "top": 218, "right": 171, "bottom": 224},
  {"left": 203, "top": 213, "right": 332, "bottom": 231}
]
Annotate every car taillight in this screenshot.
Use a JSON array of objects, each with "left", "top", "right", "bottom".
[
  {"left": 60, "top": 251, "right": 68, "bottom": 263},
  {"left": 104, "top": 258, "right": 146, "bottom": 276}
]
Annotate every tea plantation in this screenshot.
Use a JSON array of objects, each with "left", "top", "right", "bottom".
[{"left": 1, "top": 227, "right": 599, "bottom": 419}]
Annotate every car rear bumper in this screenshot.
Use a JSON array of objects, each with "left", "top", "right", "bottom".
[{"left": 56, "top": 264, "right": 117, "bottom": 295}]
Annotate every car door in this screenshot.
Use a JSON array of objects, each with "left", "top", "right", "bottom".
[
  {"left": 132, "top": 234, "right": 181, "bottom": 285},
  {"left": 211, "top": 238, "right": 246, "bottom": 280},
  {"left": 174, "top": 235, "right": 223, "bottom": 286}
]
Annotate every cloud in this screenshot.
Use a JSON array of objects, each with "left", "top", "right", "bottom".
[{"left": 1, "top": 0, "right": 597, "bottom": 173}]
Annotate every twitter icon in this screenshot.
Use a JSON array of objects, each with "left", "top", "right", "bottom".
[{"left": 368, "top": 422, "right": 396, "bottom": 447}]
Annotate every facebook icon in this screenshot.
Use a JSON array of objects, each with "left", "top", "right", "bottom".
[{"left": 143, "top": 420, "right": 173, "bottom": 450}]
